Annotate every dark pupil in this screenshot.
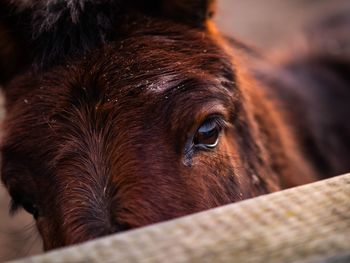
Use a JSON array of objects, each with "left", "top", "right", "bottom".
[{"left": 194, "top": 120, "right": 219, "bottom": 147}]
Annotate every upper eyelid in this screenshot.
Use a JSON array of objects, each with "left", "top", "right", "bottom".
[
  {"left": 196, "top": 114, "right": 228, "bottom": 132},
  {"left": 206, "top": 115, "right": 228, "bottom": 128},
  {"left": 186, "top": 114, "right": 227, "bottom": 144}
]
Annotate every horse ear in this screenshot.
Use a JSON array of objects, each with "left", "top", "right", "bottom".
[{"left": 160, "top": 0, "right": 217, "bottom": 28}]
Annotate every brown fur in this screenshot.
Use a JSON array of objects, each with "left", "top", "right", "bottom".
[{"left": 0, "top": 1, "right": 349, "bottom": 250}]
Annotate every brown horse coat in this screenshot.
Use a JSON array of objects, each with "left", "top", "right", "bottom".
[{"left": 0, "top": 0, "right": 349, "bottom": 249}]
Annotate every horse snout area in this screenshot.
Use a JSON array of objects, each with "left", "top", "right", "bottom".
[{"left": 1, "top": 0, "right": 350, "bottom": 251}]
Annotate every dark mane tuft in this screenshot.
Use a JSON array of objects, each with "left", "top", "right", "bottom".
[
  {"left": 1, "top": 0, "right": 216, "bottom": 70},
  {"left": 28, "top": 0, "right": 123, "bottom": 67},
  {"left": 1, "top": 0, "right": 129, "bottom": 68}
]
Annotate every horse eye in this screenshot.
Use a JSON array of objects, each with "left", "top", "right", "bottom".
[
  {"left": 193, "top": 117, "right": 223, "bottom": 149},
  {"left": 22, "top": 199, "right": 39, "bottom": 219}
]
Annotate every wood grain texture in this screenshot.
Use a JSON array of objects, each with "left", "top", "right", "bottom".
[{"left": 12, "top": 174, "right": 350, "bottom": 263}]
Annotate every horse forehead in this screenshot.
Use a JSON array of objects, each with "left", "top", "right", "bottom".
[
  {"left": 96, "top": 33, "right": 227, "bottom": 77},
  {"left": 101, "top": 53, "right": 230, "bottom": 97},
  {"left": 78, "top": 57, "right": 217, "bottom": 101},
  {"left": 27, "top": 33, "right": 231, "bottom": 114}
]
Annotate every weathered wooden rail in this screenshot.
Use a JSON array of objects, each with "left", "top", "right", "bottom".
[{"left": 12, "top": 174, "right": 350, "bottom": 263}]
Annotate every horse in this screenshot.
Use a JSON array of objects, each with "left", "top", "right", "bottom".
[{"left": 0, "top": 0, "right": 349, "bottom": 250}]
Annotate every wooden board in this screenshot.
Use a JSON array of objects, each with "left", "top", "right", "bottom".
[{"left": 12, "top": 174, "right": 350, "bottom": 263}]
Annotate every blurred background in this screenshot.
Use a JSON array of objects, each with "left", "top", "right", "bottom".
[
  {"left": 0, "top": 0, "right": 349, "bottom": 261},
  {"left": 216, "top": 0, "right": 349, "bottom": 48}
]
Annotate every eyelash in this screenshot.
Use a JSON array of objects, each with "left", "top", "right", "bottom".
[{"left": 201, "top": 116, "right": 227, "bottom": 132}]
